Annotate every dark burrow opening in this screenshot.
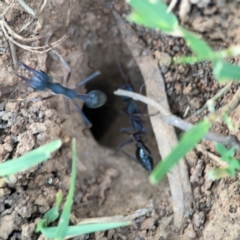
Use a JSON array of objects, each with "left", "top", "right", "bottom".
[
  {"left": 82, "top": 60, "right": 161, "bottom": 163},
  {"left": 83, "top": 62, "right": 130, "bottom": 149}
]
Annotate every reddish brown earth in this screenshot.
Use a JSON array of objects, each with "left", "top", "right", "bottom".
[{"left": 0, "top": 0, "right": 240, "bottom": 239}]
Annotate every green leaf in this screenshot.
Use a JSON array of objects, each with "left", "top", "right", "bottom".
[
  {"left": 36, "top": 207, "right": 59, "bottom": 233},
  {"left": 221, "top": 148, "right": 235, "bottom": 162},
  {"left": 215, "top": 143, "right": 235, "bottom": 161},
  {"left": 223, "top": 114, "right": 235, "bottom": 131},
  {"left": 180, "top": 27, "right": 213, "bottom": 59},
  {"left": 56, "top": 190, "right": 63, "bottom": 209},
  {"left": 41, "top": 222, "right": 131, "bottom": 239},
  {"left": 127, "top": 0, "right": 179, "bottom": 34},
  {"left": 173, "top": 55, "right": 199, "bottom": 64},
  {"left": 228, "top": 159, "right": 240, "bottom": 177},
  {"left": 36, "top": 219, "right": 47, "bottom": 233},
  {"left": 149, "top": 120, "right": 211, "bottom": 184},
  {"left": 36, "top": 190, "right": 62, "bottom": 233},
  {"left": 56, "top": 138, "right": 77, "bottom": 239},
  {"left": 226, "top": 148, "right": 235, "bottom": 159},
  {"left": 208, "top": 168, "right": 230, "bottom": 180},
  {"left": 0, "top": 139, "right": 62, "bottom": 176},
  {"left": 213, "top": 59, "right": 240, "bottom": 82},
  {"left": 44, "top": 207, "right": 59, "bottom": 224},
  {"left": 215, "top": 143, "right": 228, "bottom": 157}
]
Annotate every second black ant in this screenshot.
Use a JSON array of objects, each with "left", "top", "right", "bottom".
[{"left": 117, "top": 60, "right": 154, "bottom": 172}]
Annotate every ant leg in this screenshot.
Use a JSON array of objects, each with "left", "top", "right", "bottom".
[
  {"left": 30, "top": 95, "right": 55, "bottom": 102},
  {"left": 120, "top": 109, "right": 145, "bottom": 122},
  {"left": 140, "top": 104, "right": 159, "bottom": 117},
  {"left": 122, "top": 108, "right": 158, "bottom": 118},
  {"left": 132, "top": 111, "right": 160, "bottom": 117},
  {"left": 40, "top": 95, "right": 55, "bottom": 100},
  {"left": 15, "top": 94, "right": 55, "bottom": 103},
  {"left": 120, "top": 127, "right": 135, "bottom": 132},
  {"left": 19, "top": 62, "right": 44, "bottom": 79},
  {"left": 72, "top": 100, "right": 92, "bottom": 128},
  {"left": 118, "top": 139, "right": 136, "bottom": 161},
  {"left": 48, "top": 44, "right": 71, "bottom": 85},
  {"left": 14, "top": 73, "right": 32, "bottom": 85},
  {"left": 115, "top": 54, "right": 133, "bottom": 86},
  {"left": 75, "top": 71, "right": 101, "bottom": 89}
]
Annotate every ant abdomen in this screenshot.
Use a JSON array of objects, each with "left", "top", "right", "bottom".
[{"left": 136, "top": 146, "right": 154, "bottom": 172}]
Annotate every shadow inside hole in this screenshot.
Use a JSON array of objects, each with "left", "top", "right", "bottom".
[{"left": 82, "top": 61, "right": 147, "bottom": 149}]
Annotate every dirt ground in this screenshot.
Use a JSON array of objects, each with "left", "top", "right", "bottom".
[{"left": 1, "top": 0, "right": 240, "bottom": 239}]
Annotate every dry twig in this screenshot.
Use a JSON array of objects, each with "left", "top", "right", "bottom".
[
  {"left": 192, "top": 81, "right": 232, "bottom": 116},
  {"left": 0, "top": 0, "right": 15, "bottom": 18},
  {"left": 17, "top": 0, "right": 35, "bottom": 17},
  {"left": 1, "top": 20, "right": 68, "bottom": 53},
  {"left": 8, "top": 40, "right": 18, "bottom": 69},
  {"left": 114, "top": 89, "right": 240, "bottom": 153},
  {"left": 196, "top": 145, "right": 228, "bottom": 168}
]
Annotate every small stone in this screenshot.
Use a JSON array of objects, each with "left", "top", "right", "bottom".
[
  {"left": 1, "top": 54, "right": 8, "bottom": 61},
  {"left": 0, "top": 102, "right": 5, "bottom": 111},
  {"left": 189, "top": 97, "right": 203, "bottom": 109},
  {"left": 29, "top": 122, "right": 47, "bottom": 134},
  {"left": 155, "top": 51, "right": 171, "bottom": 67},
  {"left": 190, "top": 159, "right": 205, "bottom": 184},
  {"left": 3, "top": 142, "right": 13, "bottom": 152},
  {"left": 0, "top": 188, "right": 11, "bottom": 197},
  {"left": 193, "top": 211, "right": 205, "bottom": 227},
  {"left": 0, "top": 144, "right": 6, "bottom": 161},
  {"left": 44, "top": 109, "right": 54, "bottom": 118},
  {"left": 192, "top": 17, "right": 214, "bottom": 32},
  {"left": 141, "top": 218, "right": 155, "bottom": 230},
  {"left": 5, "top": 102, "right": 19, "bottom": 111},
  {"left": 7, "top": 76, "right": 17, "bottom": 86},
  {"left": 114, "top": 3, "right": 121, "bottom": 11},
  {"left": 16, "top": 131, "right": 35, "bottom": 156},
  {"left": 107, "top": 229, "right": 115, "bottom": 239},
  {"left": 183, "top": 84, "right": 192, "bottom": 95}
]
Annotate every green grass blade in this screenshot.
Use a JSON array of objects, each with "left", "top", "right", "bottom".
[
  {"left": 215, "top": 143, "right": 228, "bottom": 157},
  {"left": 213, "top": 59, "right": 240, "bottom": 82},
  {"left": 127, "top": 0, "right": 178, "bottom": 33},
  {"left": 56, "top": 138, "right": 77, "bottom": 239},
  {"left": 36, "top": 219, "right": 47, "bottom": 233},
  {"left": 42, "top": 222, "right": 131, "bottom": 239},
  {"left": 149, "top": 120, "right": 211, "bottom": 184},
  {"left": 208, "top": 168, "right": 230, "bottom": 180},
  {"left": 36, "top": 191, "right": 63, "bottom": 233},
  {"left": 56, "top": 190, "right": 63, "bottom": 209},
  {"left": 44, "top": 207, "right": 59, "bottom": 224},
  {"left": 180, "top": 28, "right": 213, "bottom": 59},
  {"left": 0, "top": 139, "right": 62, "bottom": 177}
]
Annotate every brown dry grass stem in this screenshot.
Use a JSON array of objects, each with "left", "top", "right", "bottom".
[{"left": 114, "top": 89, "right": 240, "bottom": 153}]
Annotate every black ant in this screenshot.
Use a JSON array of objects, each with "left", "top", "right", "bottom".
[
  {"left": 15, "top": 62, "right": 107, "bottom": 128},
  {"left": 117, "top": 60, "right": 154, "bottom": 172}
]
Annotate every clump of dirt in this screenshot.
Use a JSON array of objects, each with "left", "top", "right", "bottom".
[
  {"left": 0, "top": 93, "right": 67, "bottom": 239},
  {"left": 0, "top": 93, "right": 62, "bottom": 160}
]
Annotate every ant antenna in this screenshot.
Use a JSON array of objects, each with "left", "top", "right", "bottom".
[
  {"left": 115, "top": 53, "right": 132, "bottom": 86},
  {"left": 139, "top": 83, "right": 146, "bottom": 95},
  {"left": 87, "top": 56, "right": 96, "bottom": 71}
]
